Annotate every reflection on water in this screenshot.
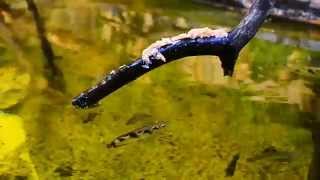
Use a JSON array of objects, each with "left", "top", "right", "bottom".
[
  {"left": 0, "top": 0, "right": 320, "bottom": 179},
  {"left": 257, "top": 31, "right": 320, "bottom": 51}
]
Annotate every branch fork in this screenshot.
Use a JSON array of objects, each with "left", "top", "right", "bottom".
[{"left": 72, "top": 0, "right": 273, "bottom": 108}]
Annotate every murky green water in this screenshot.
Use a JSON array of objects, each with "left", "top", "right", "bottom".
[{"left": 0, "top": 0, "right": 320, "bottom": 179}]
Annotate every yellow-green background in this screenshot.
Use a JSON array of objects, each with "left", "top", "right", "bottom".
[{"left": 0, "top": 0, "right": 320, "bottom": 179}]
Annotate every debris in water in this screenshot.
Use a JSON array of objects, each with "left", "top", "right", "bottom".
[
  {"left": 83, "top": 112, "right": 100, "bottom": 124},
  {"left": 225, "top": 153, "right": 240, "bottom": 177},
  {"left": 54, "top": 165, "right": 74, "bottom": 177}
]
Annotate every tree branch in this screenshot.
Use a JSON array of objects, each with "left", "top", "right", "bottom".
[{"left": 72, "top": 0, "right": 273, "bottom": 108}]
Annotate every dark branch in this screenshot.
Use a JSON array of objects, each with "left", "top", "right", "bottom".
[
  {"left": 25, "top": 0, "right": 60, "bottom": 77},
  {"left": 72, "top": 0, "right": 273, "bottom": 108},
  {"left": 228, "top": 0, "right": 273, "bottom": 51}
]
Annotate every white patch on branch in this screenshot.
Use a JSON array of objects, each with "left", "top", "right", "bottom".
[{"left": 141, "top": 27, "right": 228, "bottom": 67}]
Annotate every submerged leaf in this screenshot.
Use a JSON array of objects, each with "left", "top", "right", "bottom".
[{"left": 0, "top": 67, "right": 30, "bottom": 109}]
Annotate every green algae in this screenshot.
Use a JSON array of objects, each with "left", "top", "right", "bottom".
[{"left": 0, "top": 0, "right": 319, "bottom": 179}]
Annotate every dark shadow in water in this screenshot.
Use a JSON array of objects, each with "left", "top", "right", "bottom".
[
  {"left": 308, "top": 128, "right": 320, "bottom": 180},
  {"left": 308, "top": 96, "right": 320, "bottom": 180}
]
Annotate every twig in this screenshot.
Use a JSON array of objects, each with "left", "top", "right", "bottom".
[
  {"left": 225, "top": 153, "right": 240, "bottom": 177},
  {"left": 25, "top": 0, "right": 61, "bottom": 80},
  {"left": 72, "top": 0, "right": 273, "bottom": 108}
]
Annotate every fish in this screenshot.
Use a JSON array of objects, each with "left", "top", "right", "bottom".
[
  {"left": 247, "top": 146, "right": 295, "bottom": 162},
  {"left": 107, "top": 122, "right": 167, "bottom": 148}
]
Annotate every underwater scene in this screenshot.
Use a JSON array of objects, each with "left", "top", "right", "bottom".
[{"left": 0, "top": 0, "right": 320, "bottom": 179}]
